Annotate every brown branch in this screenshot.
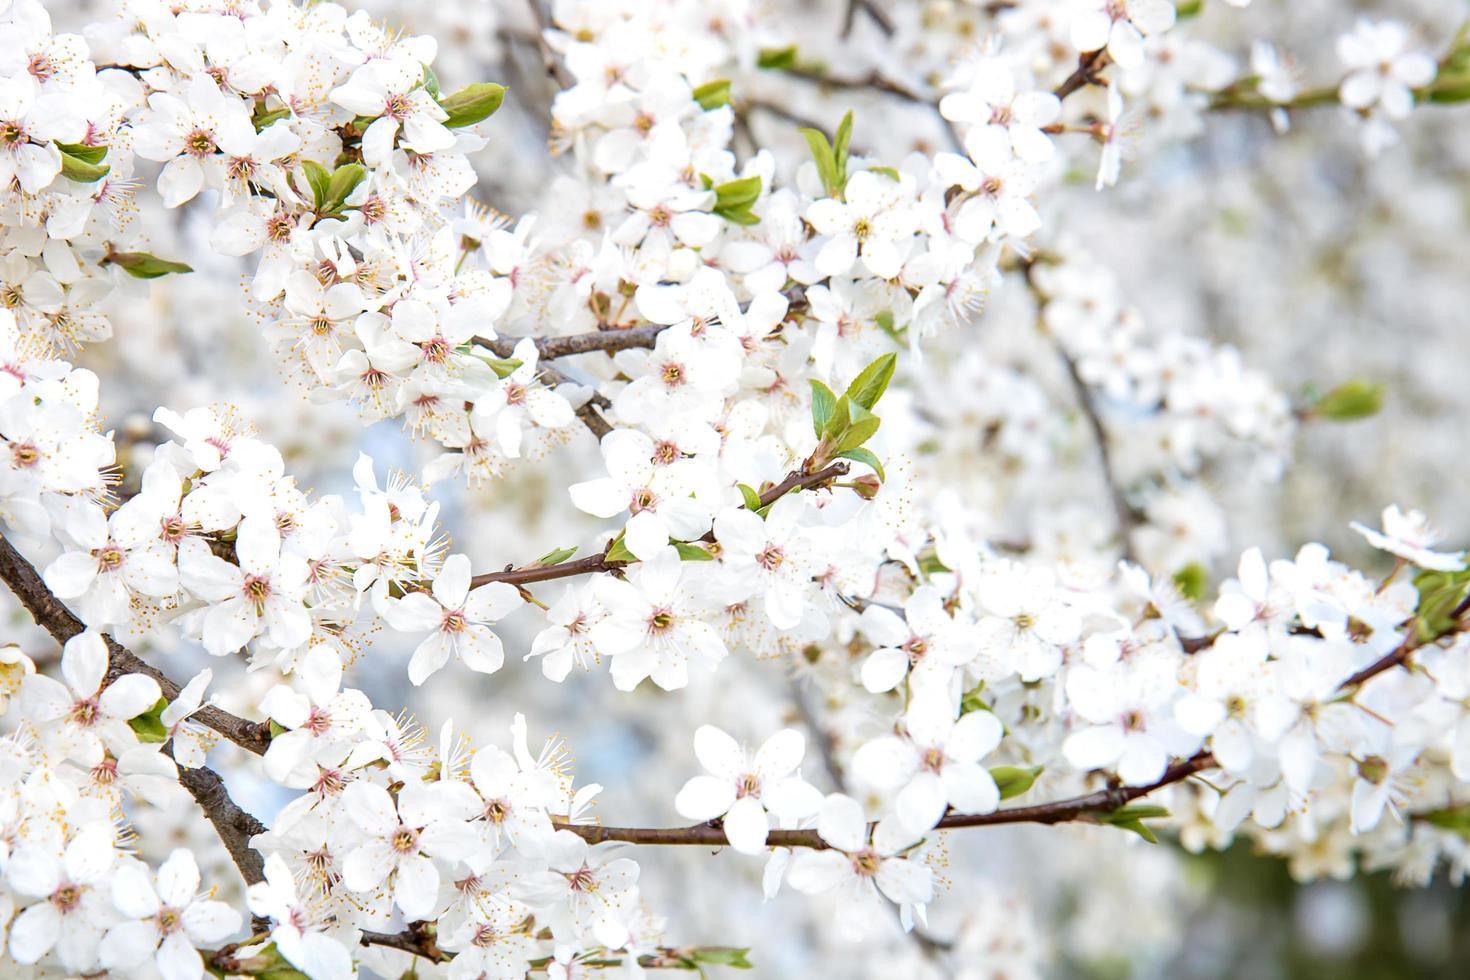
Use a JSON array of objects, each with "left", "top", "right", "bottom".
[
  {"left": 475, "top": 325, "right": 666, "bottom": 361},
  {"left": 0, "top": 533, "right": 270, "bottom": 755},
  {"left": 548, "top": 615, "right": 1445, "bottom": 850},
  {"left": 175, "top": 753, "right": 268, "bottom": 885},
  {"left": 1055, "top": 343, "right": 1139, "bottom": 562},
  {"left": 468, "top": 462, "right": 851, "bottom": 589},
  {"left": 1054, "top": 50, "right": 1110, "bottom": 100}
]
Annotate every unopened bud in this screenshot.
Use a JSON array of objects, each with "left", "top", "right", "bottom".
[{"left": 849, "top": 474, "right": 882, "bottom": 499}]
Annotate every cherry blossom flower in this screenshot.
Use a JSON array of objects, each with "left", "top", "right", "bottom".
[
  {"left": 384, "top": 553, "right": 523, "bottom": 684},
  {"left": 674, "top": 726, "right": 822, "bottom": 853}
]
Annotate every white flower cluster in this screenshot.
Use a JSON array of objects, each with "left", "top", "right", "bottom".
[{"left": 0, "top": 0, "right": 1465, "bottom": 976}]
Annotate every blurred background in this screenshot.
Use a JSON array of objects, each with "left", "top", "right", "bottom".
[{"left": 25, "top": 0, "right": 1470, "bottom": 976}]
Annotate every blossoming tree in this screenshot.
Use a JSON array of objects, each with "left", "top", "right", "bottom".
[{"left": 1, "top": 0, "right": 1468, "bottom": 976}]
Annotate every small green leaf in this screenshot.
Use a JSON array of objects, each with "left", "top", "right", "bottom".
[
  {"left": 836, "top": 401, "right": 880, "bottom": 452},
  {"left": 1175, "top": 0, "right": 1203, "bottom": 17},
  {"left": 439, "top": 82, "right": 507, "bottom": 128},
  {"left": 823, "top": 394, "right": 852, "bottom": 441},
  {"left": 959, "top": 682, "right": 988, "bottom": 716},
  {"left": 128, "top": 696, "right": 169, "bottom": 743},
  {"left": 832, "top": 110, "right": 853, "bottom": 190},
  {"left": 1311, "top": 379, "right": 1384, "bottom": 421},
  {"left": 604, "top": 536, "right": 638, "bottom": 563},
  {"left": 422, "top": 65, "right": 441, "bottom": 100},
  {"left": 837, "top": 447, "right": 885, "bottom": 482},
  {"left": 809, "top": 380, "right": 837, "bottom": 438},
  {"left": 1173, "top": 562, "right": 1208, "bottom": 601},
  {"left": 57, "top": 142, "right": 107, "bottom": 165},
  {"left": 58, "top": 143, "right": 109, "bottom": 183},
  {"left": 1423, "top": 805, "right": 1470, "bottom": 835},
  {"left": 482, "top": 356, "right": 523, "bottom": 379},
  {"left": 737, "top": 484, "right": 763, "bottom": 511},
  {"left": 690, "top": 947, "right": 753, "bottom": 969},
  {"left": 103, "top": 252, "right": 193, "bottom": 279},
  {"left": 990, "top": 765, "right": 1044, "bottom": 801},
  {"left": 322, "top": 163, "right": 366, "bottom": 214},
  {"left": 252, "top": 105, "right": 292, "bottom": 132},
  {"left": 268, "top": 719, "right": 288, "bottom": 739},
  {"left": 845, "top": 353, "right": 897, "bottom": 410},
  {"left": 693, "top": 79, "right": 732, "bottom": 110},
  {"left": 1099, "top": 803, "right": 1170, "bottom": 843},
  {"left": 301, "top": 160, "right": 331, "bottom": 209},
  {"left": 712, "top": 175, "right": 762, "bottom": 225},
  {"left": 1412, "top": 567, "right": 1470, "bottom": 642},
  {"left": 537, "top": 546, "right": 578, "bottom": 565},
  {"left": 800, "top": 127, "right": 840, "bottom": 198},
  {"left": 756, "top": 45, "right": 798, "bottom": 70},
  {"left": 673, "top": 541, "right": 715, "bottom": 561},
  {"left": 868, "top": 165, "right": 900, "bottom": 180}
]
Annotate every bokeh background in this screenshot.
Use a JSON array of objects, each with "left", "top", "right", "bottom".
[{"left": 22, "top": 0, "right": 1470, "bottom": 976}]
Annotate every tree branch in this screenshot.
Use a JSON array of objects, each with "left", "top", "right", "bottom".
[
  {"left": 467, "top": 462, "right": 851, "bottom": 589},
  {"left": 0, "top": 533, "right": 271, "bottom": 755},
  {"left": 174, "top": 752, "right": 268, "bottom": 885}
]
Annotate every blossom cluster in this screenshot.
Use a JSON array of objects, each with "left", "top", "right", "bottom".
[{"left": 0, "top": 0, "right": 1466, "bottom": 977}]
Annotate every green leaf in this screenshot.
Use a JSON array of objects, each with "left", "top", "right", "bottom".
[
  {"left": 845, "top": 353, "right": 897, "bottom": 410},
  {"left": 823, "top": 394, "right": 851, "bottom": 441},
  {"left": 1312, "top": 379, "right": 1384, "bottom": 421},
  {"left": 1175, "top": 0, "right": 1204, "bottom": 17},
  {"left": 837, "top": 447, "right": 885, "bottom": 482},
  {"left": 536, "top": 546, "right": 578, "bottom": 565},
  {"left": 809, "top": 380, "right": 837, "bottom": 438},
  {"left": 1424, "top": 805, "right": 1470, "bottom": 835},
  {"left": 836, "top": 401, "right": 880, "bottom": 452},
  {"left": 322, "top": 163, "right": 366, "bottom": 214},
  {"left": 800, "top": 127, "right": 840, "bottom": 198},
  {"left": 268, "top": 719, "right": 287, "bottom": 739},
  {"left": 959, "top": 682, "right": 988, "bottom": 716},
  {"left": 1172, "top": 562, "right": 1208, "bottom": 601},
  {"left": 477, "top": 356, "right": 522, "bottom": 378},
  {"left": 690, "top": 947, "right": 754, "bottom": 969},
  {"left": 439, "top": 82, "right": 507, "bottom": 128},
  {"left": 673, "top": 541, "right": 715, "bottom": 561},
  {"left": 737, "top": 483, "right": 763, "bottom": 511},
  {"left": 1099, "top": 803, "right": 1170, "bottom": 843},
  {"left": 832, "top": 110, "right": 853, "bottom": 190},
  {"left": 1412, "top": 567, "right": 1470, "bottom": 642},
  {"left": 604, "top": 536, "right": 638, "bottom": 563},
  {"left": 252, "top": 105, "right": 292, "bottom": 132},
  {"left": 103, "top": 252, "right": 193, "bottom": 279},
  {"left": 990, "top": 765, "right": 1043, "bottom": 801},
  {"left": 301, "top": 159, "right": 331, "bottom": 209},
  {"left": 57, "top": 142, "right": 107, "bottom": 165},
  {"left": 128, "top": 696, "right": 169, "bottom": 743},
  {"left": 422, "top": 65, "right": 441, "bottom": 100},
  {"left": 693, "top": 79, "right": 732, "bottom": 110},
  {"left": 756, "top": 45, "right": 798, "bottom": 70},
  {"left": 868, "top": 165, "right": 900, "bottom": 180},
  {"left": 712, "top": 175, "right": 762, "bottom": 225},
  {"left": 58, "top": 143, "right": 109, "bottom": 183}
]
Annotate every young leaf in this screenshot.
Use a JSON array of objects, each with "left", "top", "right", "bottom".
[
  {"left": 822, "top": 393, "right": 852, "bottom": 441},
  {"left": 845, "top": 352, "right": 897, "bottom": 410},
  {"left": 128, "top": 696, "right": 170, "bottom": 744},
  {"left": 673, "top": 541, "right": 715, "bottom": 561},
  {"left": 482, "top": 357, "right": 523, "bottom": 379},
  {"left": 837, "top": 447, "right": 885, "bottom": 482},
  {"left": 537, "top": 546, "right": 578, "bottom": 565},
  {"left": 832, "top": 110, "right": 853, "bottom": 190},
  {"left": 693, "top": 79, "right": 732, "bottom": 110},
  {"left": 322, "top": 163, "right": 366, "bottom": 214},
  {"left": 799, "top": 127, "right": 840, "bottom": 198},
  {"left": 809, "top": 379, "right": 837, "bottom": 438},
  {"left": 252, "top": 105, "right": 292, "bottom": 132},
  {"left": 103, "top": 252, "right": 194, "bottom": 279},
  {"left": 1173, "top": 562, "right": 1208, "bottom": 601},
  {"left": 836, "top": 401, "right": 880, "bottom": 452},
  {"left": 440, "top": 82, "right": 507, "bottom": 128},
  {"left": 58, "top": 144, "right": 110, "bottom": 183},
  {"left": 690, "top": 947, "right": 754, "bottom": 969},
  {"left": 737, "top": 484, "right": 764, "bottom": 511},
  {"left": 756, "top": 45, "right": 798, "bottom": 70},
  {"left": 301, "top": 159, "right": 331, "bottom": 209},
  {"left": 422, "top": 65, "right": 441, "bottom": 100},
  {"left": 990, "top": 765, "right": 1044, "bottom": 801},
  {"left": 604, "top": 535, "right": 638, "bottom": 563},
  {"left": 1311, "top": 379, "right": 1385, "bottom": 421},
  {"left": 712, "top": 175, "right": 762, "bottom": 225}
]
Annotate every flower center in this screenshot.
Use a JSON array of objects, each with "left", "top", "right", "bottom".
[
  {"left": 51, "top": 884, "right": 82, "bottom": 912},
  {"left": 756, "top": 545, "right": 784, "bottom": 571},
  {"left": 660, "top": 362, "right": 685, "bottom": 386},
  {"left": 735, "top": 773, "right": 762, "bottom": 798},
  {"left": 184, "top": 128, "right": 217, "bottom": 157},
  {"left": 69, "top": 698, "right": 99, "bottom": 727},
  {"left": 390, "top": 827, "right": 419, "bottom": 854},
  {"left": 442, "top": 609, "right": 467, "bottom": 633},
  {"left": 244, "top": 574, "right": 271, "bottom": 609},
  {"left": 649, "top": 608, "right": 675, "bottom": 634},
  {"left": 94, "top": 545, "right": 125, "bottom": 572},
  {"left": 850, "top": 849, "right": 881, "bottom": 877},
  {"left": 630, "top": 487, "right": 657, "bottom": 514}
]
